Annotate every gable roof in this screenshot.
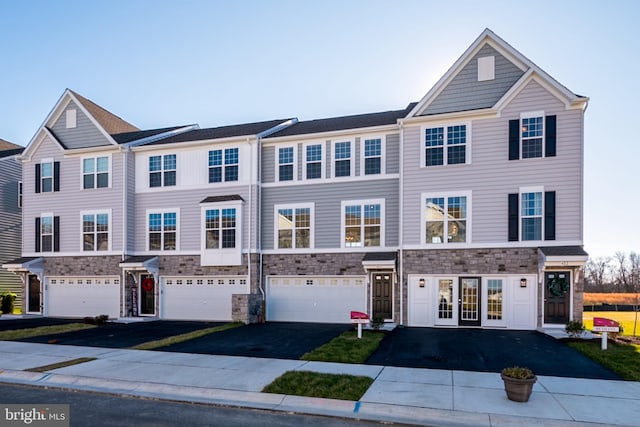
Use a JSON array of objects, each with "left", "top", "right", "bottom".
[
  {"left": 68, "top": 90, "right": 139, "bottom": 135},
  {"left": 408, "top": 28, "right": 587, "bottom": 118},
  {"left": 266, "top": 103, "right": 417, "bottom": 139}
]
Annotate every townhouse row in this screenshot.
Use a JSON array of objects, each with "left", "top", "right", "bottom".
[{"left": 4, "top": 29, "right": 589, "bottom": 330}]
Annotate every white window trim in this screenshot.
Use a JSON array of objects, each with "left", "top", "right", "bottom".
[
  {"left": 340, "top": 198, "right": 385, "bottom": 248},
  {"left": 79, "top": 209, "right": 113, "bottom": 252},
  {"left": 302, "top": 142, "right": 325, "bottom": 180},
  {"left": 208, "top": 147, "right": 240, "bottom": 184},
  {"left": 519, "top": 111, "right": 545, "bottom": 159},
  {"left": 360, "top": 134, "right": 386, "bottom": 176},
  {"left": 146, "top": 208, "right": 180, "bottom": 252},
  {"left": 434, "top": 276, "right": 458, "bottom": 326},
  {"left": 273, "top": 203, "right": 315, "bottom": 250},
  {"left": 40, "top": 158, "right": 54, "bottom": 193},
  {"left": 483, "top": 277, "right": 507, "bottom": 327},
  {"left": 420, "top": 122, "right": 471, "bottom": 168},
  {"left": 276, "top": 145, "right": 298, "bottom": 183},
  {"left": 148, "top": 154, "right": 178, "bottom": 188},
  {"left": 519, "top": 185, "right": 544, "bottom": 242},
  {"left": 420, "top": 191, "right": 472, "bottom": 246},
  {"left": 200, "top": 200, "right": 243, "bottom": 266},
  {"left": 331, "top": 139, "right": 355, "bottom": 178},
  {"left": 40, "top": 212, "right": 54, "bottom": 253},
  {"left": 80, "top": 154, "right": 112, "bottom": 190}
]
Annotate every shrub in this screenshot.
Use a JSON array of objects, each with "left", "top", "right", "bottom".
[
  {"left": 83, "top": 314, "right": 109, "bottom": 326},
  {"left": 501, "top": 366, "right": 534, "bottom": 379},
  {"left": 370, "top": 316, "right": 384, "bottom": 330},
  {"left": 565, "top": 320, "right": 586, "bottom": 338},
  {"left": 0, "top": 293, "right": 16, "bottom": 314}
]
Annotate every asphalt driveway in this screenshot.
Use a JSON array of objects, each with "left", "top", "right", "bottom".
[{"left": 365, "top": 327, "right": 620, "bottom": 380}]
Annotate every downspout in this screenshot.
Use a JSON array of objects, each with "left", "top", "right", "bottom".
[
  {"left": 398, "top": 119, "right": 404, "bottom": 326},
  {"left": 121, "top": 147, "right": 128, "bottom": 318},
  {"left": 257, "top": 135, "right": 265, "bottom": 301},
  {"left": 247, "top": 137, "right": 253, "bottom": 297}
]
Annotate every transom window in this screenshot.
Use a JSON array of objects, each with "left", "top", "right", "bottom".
[
  {"left": 276, "top": 205, "right": 312, "bottom": 249},
  {"left": 209, "top": 148, "right": 239, "bottom": 183},
  {"left": 363, "top": 138, "right": 382, "bottom": 175},
  {"left": 83, "top": 156, "right": 109, "bottom": 189},
  {"left": 334, "top": 141, "right": 352, "bottom": 177},
  {"left": 521, "top": 191, "right": 542, "bottom": 240},
  {"left": 41, "top": 161, "right": 54, "bottom": 192},
  {"left": 205, "top": 208, "right": 236, "bottom": 249},
  {"left": 343, "top": 201, "right": 382, "bottom": 247},
  {"left": 40, "top": 215, "right": 53, "bottom": 252},
  {"left": 305, "top": 144, "right": 323, "bottom": 179},
  {"left": 424, "top": 194, "right": 468, "bottom": 244},
  {"left": 149, "top": 154, "right": 176, "bottom": 188},
  {"left": 424, "top": 124, "right": 467, "bottom": 166},
  {"left": 148, "top": 212, "right": 177, "bottom": 250},
  {"left": 521, "top": 115, "right": 543, "bottom": 158},
  {"left": 278, "top": 147, "right": 294, "bottom": 181},
  {"left": 82, "top": 212, "right": 109, "bottom": 251}
]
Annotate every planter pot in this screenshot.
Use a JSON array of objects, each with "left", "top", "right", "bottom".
[{"left": 501, "top": 374, "right": 537, "bottom": 402}]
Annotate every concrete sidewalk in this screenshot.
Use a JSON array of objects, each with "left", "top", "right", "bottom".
[{"left": 0, "top": 341, "right": 638, "bottom": 427}]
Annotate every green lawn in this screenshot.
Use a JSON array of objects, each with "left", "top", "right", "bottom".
[
  {"left": 26, "top": 357, "right": 97, "bottom": 373},
  {"left": 0, "top": 323, "right": 95, "bottom": 341},
  {"left": 130, "top": 322, "right": 243, "bottom": 350},
  {"left": 583, "top": 311, "right": 640, "bottom": 336},
  {"left": 300, "top": 330, "right": 385, "bottom": 364},
  {"left": 262, "top": 371, "right": 373, "bottom": 401},
  {"left": 568, "top": 341, "right": 640, "bottom": 381}
]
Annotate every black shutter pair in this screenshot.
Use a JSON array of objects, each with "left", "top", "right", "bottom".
[
  {"left": 508, "top": 116, "right": 556, "bottom": 160},
  {"left": 34, "top": 216, "right": 60, "bottom": 252},
  {"left": 507, "top": 192, "right": 555, "bottom": 241},
  {"left": 34, "top": 162, "right": 60, "bottom": 193}
]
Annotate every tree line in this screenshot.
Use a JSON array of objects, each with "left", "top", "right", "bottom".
[{"left": 583, "top": 251, "right": 640, "bottom": 293}]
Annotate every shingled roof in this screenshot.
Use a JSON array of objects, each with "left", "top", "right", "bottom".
[
  {"left": 69, "top": 90, "right": 139, "bottom": 136},
  {"left": 265, "top": 103, "right": 417, "bottom": 138},
  {"left": 0, "top": 139, "right": 24, "bottom": 158},
  {"left": 111, "top": 125, "right": 192, "bottom": 144}
]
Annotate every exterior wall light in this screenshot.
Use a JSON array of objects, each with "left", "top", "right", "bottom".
[
  {"left": 419, "top": 278, "right": 425, "bottom": 288},
  {"left": 520, "top": 278, "right": 527, "bottom": 288}
]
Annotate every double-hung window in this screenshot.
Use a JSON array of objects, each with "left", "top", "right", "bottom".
[
  {"left": 278, "top": 147, "right": 295, "bottom": 181},
  {"left": 82, "top": 211, "right": 110, "bottom": 251},
  {"left": 208, "top": 148, "right": 239, "bottom": 183},
  {"left": 149, "top": 154, "right": 176, "bottom": 188},
  {"left": 423, "top": 193, "right": 469, "bottom": 244},
  {"left": 83, "top": 156, "right": 109, "bottom": 189},
  {"left": 363, "top": 137, "right": 383, "bottom": 175},
  {"left": 200, "top": 199, "right": 243, "bottom": 266},
  {"left": 508, "top": 188, "right": 555, "bottom": 242},
  {"left": 509, "top": 112, "right": 556, "bottom": 160},
  {"left": 342, "top": 200, "right": 383, "bottom": 247},
  {"left": 205, "top": 208, "right": 237, "bottom": 249},
  {"left": 35, "top": 214, "right": 59, "bottom": 253},
  {"left": 520, "top": 191, "right": 542, "bottom": 241},
  {"left": 148, "top": 211, "right": 178, "bottom": 250},
  {"left": 424, "top": 124, "right": 468, "bottom": 166},
  {"left": 521, "top": 114, "right": 543, "bottom": 158},
  {"left": 305, "top": 144, "right": 323, "bottom": 179},
  {"left": 275, "top": 204, "right": 313, "bottom": 249},
  {"left": 333, "top": 141, "right": 352, "bottom": 177}
]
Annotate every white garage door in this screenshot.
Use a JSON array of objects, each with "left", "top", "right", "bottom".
[
  {"left": 162, "top": 276, "right": 249, "bottom": 321},
  {"left": 47, "top": 277, "right": 120, "bottom": 318},
  {"left": 267, "top": 276, "right": 367, "bottom": 323}
]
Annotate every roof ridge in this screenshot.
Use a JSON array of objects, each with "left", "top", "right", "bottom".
[{"left": 68, "top": 89, "right": 140, "bottom": 135}]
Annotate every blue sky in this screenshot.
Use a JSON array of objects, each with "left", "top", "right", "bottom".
[{"left": 1, "top": 0, "right": 638, "bottom": 258}]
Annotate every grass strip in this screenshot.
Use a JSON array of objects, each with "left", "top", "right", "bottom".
[
  {"left": 568, "top": 341, "right": 640, "bottom": 381},
  {"left": 130, "top": 322, "right": 243, "bottom": 350},
  {"left": 26, "top": 357, "right": 97, "bottom": 373},
  {"left": 301, "top": 330, "right": 385, "bottom": 364},
  {"left": 262, "top": 370, "right": 373, "bottom": 401},
  {"left": 0, "top": 323, "right": 95, "bottom": 341}
]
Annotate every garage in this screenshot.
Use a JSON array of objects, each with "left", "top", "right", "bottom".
[
  {"left": 161, "top": 276, "right": 249, "bottom": 321},
  {"left": 47, "top": 276, "right": 120, "bottom": 318},
  {"left": 266, "top": 276, "right": 367, "bottom": 323}
]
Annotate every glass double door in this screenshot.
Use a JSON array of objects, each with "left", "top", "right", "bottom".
[{"left": 436, "top": 277, "right": 481, "bottom": 326}]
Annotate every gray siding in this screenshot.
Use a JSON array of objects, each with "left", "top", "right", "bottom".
[
  {"left": 0, "top": 156, "right": 23, "bottom": 309},
  {"left": 386, "top": 133, "right": 400, "bottom": 174},
  {"left": 126, "top": 151, "right": 136, "bottom": 252},
  {"left": 422, "top": 45, "right": 525, "bottom": 116},
  {"left": 262, "top": 179, "right": 399, "bottom": 250},
  {"left": 51, "top": 100, "right": 113, "bottom": 149},
  {"left": 262, "top": 146, "right": 275, "bottom": 183},
  {"left": 403, "top": 80, "right": 583, "bottom": 245},
  {"left": 23, "top": 135, "right": 125, "bottom": 253}
]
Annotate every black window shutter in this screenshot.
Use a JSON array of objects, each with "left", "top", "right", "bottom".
[
  {"left": 508, "top": 193, "right": 519, "bottom": 241},
  {"left": 35, "top": 164, "right": 41, "bottom": 193},
  {"left": 53, "top": 161, "right": 60, "bottom": 192},
  {"left": 545, "top": 115, "right": 556, "bottom": 157},
  {"left": 544, "top": 191, "right": 556, "bottom": 240},
  {"left": 508, "top": 120, "right": 520, "bottom": 160},
  {"left": 35, "top": 217, "right": 41, "bottom": 253},
  {"left": 53, "top": 216, "right": 60, "bottom": 252}
]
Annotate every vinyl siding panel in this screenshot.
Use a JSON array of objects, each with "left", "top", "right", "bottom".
[
  {"left": 386, "top": 133, "right": 400, "bottom": 174},
  {"left": 23, "top": 135, "right": 124, "bottom": 253},
  {"left": 262, "top": 146, "right": 275, "bottom": 183},
  {"left": 403, "top": 80, "right": 583, "bottom": 245},
  {"left": 0, "top": 157, "right": 23, "bottom": 309},
  {"left": 126, "top": 151, "right": 136, "bottom": 252},
  {"left": 422, "top": 45, "right": 525, "bottom": 116},
  {"left": 50, "top": 100, "right": 112, "bottom": 149},
  {"left": 262, "top": 179, "right": 399, "bottom": 250}
]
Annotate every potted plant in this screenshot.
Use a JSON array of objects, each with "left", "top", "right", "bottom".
[{"left": 501, "top": 366, "right": 537, "bottom": 402}]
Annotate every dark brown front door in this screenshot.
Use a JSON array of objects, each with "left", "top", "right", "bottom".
[
  {"left": 140, "top": 274, "right": 155, "bottom": 316},
  {"left": 544, "top": 271, "right": 570, "bottom": 324},
  {"left": 459, "top": 277, "right": 481, "bottom": 326},
  {"left": 372, "top": 273, "right": 392, "bottom": 320},
  {"left": 28, "top": 274, "right": 41, "bottom": 313}
]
